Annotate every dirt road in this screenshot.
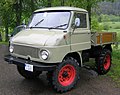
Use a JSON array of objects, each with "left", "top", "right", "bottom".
[{"left": 0, "top": 45, "right": 120, "bottom": 95}]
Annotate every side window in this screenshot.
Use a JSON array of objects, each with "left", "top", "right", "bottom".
[{"left": 75, "top": 13, "right": 87, "bottom": 28}]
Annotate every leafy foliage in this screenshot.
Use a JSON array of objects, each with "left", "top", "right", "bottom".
[
  {"left": 0, "top": 0, "right": 115, "bottom": 41},
  {"left": 91, "top": 16, "right": 103, "bottom": 31}
]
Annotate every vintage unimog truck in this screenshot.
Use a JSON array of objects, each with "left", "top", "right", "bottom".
[{"left": 5, "top": 7, "right": 116, "bottom": 92}]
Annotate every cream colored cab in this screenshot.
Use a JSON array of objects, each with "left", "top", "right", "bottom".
[{"left": 10, "top": 7, "right": 91, "bottom": 63}]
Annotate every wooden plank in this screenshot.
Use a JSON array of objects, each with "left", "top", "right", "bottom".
[
  {"left": 91, "top": 32, "right": 116, "bottom": 46},
  {"left": 102, "top": 33, "right": 113, "bottom": 43},
  {"left": 96, "top": 32, "right": 115, "bottom": 45},
  {"left": 97, "top": 35, "right": 100, "bottom": 44}
]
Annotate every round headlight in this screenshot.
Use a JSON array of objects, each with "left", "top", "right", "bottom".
[
  {"left": 40, "top": 50, "right": 49, "bottom": 60},
  {"left": 9, "top": 45, "right": 14, "bottom": 53}
]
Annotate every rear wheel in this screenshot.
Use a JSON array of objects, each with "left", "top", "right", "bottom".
[
  {"left": 95, "top": 49, "right": 111, "bottom": 75},
  {"left": 51, "top": 57, "right": 79, "bottom": 92},
  {"left": 17, "top": 66, "right": 41, "bottom": 79}
]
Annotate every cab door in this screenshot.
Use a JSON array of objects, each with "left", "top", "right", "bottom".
[{"left": 70, "top": 12, "right": 91, "bottom": 52}]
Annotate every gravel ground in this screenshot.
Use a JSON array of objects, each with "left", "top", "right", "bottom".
[{"left": 0, "top": 45, "right": 120, "bottom": 95}]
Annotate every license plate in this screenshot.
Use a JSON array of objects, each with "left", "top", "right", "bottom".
[{"left": 25, "top": 64, "right": 33, "bottom": 72}]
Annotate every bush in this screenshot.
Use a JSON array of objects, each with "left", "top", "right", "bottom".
[
  {"left": 114, "top": 26, "right": 120, "bottom": 29},
  {"left": 117, "top": 32, "right": 120, "bottom": 42},
  {"left": 99, "top": 14, "right": 120, "bottom": 22},
  {"left": 103, "top": 24, "right": 110, "bottom": 31},
  {"left": 91, "top": 16, "right": 103, "bottom": 31}
]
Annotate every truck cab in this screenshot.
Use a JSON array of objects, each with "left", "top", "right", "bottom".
[{"left": 8, "top": 7, "right": 91, "bottom": 64}]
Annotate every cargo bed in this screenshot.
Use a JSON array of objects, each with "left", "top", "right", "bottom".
[{"left": 91, "top": 32, "right": 116, "bottom": 46}]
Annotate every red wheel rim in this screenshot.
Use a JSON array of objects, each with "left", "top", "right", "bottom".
[
  {"left": 104, "top": 54, "right": 110, "bottom": 70},
  {"left": 58, "top": 64, "right": 76, "bottom": 86}
]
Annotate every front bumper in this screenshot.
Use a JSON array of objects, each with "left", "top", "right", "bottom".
[{"left": 4, "top": 55, "right": 57, "bottom": 71}]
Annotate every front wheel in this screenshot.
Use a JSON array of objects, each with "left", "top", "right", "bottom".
[
  {"left": 95, "top": 49, "right": 111, "bottom": 75},
  {"left": 17, "top": 66, "right": 41, "bottom": 79},
  {"left": 51, "top": 57, "right": 80, "bottom": 93}
]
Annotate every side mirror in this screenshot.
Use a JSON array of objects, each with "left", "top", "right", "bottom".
[
  {"left": 72, "top": 18, "right": 80, "bottom": 32},
  {"left": 75, "top": 18, "right": 80, "bottom": 27},
  {"left": 8, "top": 34, "right": 11, "bottom": 37}
]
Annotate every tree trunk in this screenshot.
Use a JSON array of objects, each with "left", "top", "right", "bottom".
[
  {"left": 15, "top": 0, "right": 22, "bottom": 26},
  {"left": 4, "top": 15, "right": 9, "bottom": 42},
  {"left": 86, "top": 0, "right": 91, "bottom": 29},
  {"left": 0, "top": 32, "right": 2, "bottom": 42},
  {"left": 47, "top": 0, "right": 52, "bottom": 7},
  {"left": 5, "top": 25, "right": 9, "bottom": 42},
  {"left": 30, "top": 0, "right": 35, "bottom": 12},
  {"left": 61, "top": 0, "right": 65, "bottom": 6}
]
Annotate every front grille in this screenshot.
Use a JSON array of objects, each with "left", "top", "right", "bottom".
[{"left": 14, "top": 45, "right": 39, "bottom": 58}]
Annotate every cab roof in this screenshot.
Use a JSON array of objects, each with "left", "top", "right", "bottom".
[{"left": 34, "top": 7, "right": 88, "bottom": 13}]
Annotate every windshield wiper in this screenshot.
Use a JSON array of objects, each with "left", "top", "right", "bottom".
[
  {"left": 35, "top": 19, "right": 44, "bottom": 26},
  {"left": 48, "top": 23, "right": 68, "bottom": 30},
  {"left": 29, "top": 19, "right": 44, "bottom": 29}
]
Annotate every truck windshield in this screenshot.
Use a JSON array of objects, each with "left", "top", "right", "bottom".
[{"left": 28, "top": 11, "right": 71, "bottom": 29}]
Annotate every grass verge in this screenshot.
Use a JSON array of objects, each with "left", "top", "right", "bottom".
[
  {"left": 0, "top": 41, "right": 9, "bottom": 45},
  {"left": 107, "top": 48, "right": 120, "bottom": 86}
]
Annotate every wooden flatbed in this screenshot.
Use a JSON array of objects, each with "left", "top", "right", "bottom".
[{"left": 91, "top": 32, "right": 116, "bottom": 46}]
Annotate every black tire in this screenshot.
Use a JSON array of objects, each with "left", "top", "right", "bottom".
[
  {"left": 95, "top": 49, "right": 111, "bottom": 75},
  {"left": 51, "top": 57, "right": 80, "bottom": 93},
  {"left": 17, "top": 66, "right": 41, "bottom": 79}
]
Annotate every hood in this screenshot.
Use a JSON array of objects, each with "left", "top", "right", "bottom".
[{"left": 12, "top": 29, "right": 65, "bottom": 46}]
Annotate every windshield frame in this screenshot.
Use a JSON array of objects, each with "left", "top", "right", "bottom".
[{"left": 27, "top": 10, "right": 72, "bottom": 30}]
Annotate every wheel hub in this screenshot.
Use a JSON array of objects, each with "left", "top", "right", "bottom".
[{"left": 62, "top": 71, "right": 68, "bottom": 78}]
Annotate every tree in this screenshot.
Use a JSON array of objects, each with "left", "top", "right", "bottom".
[
  {"left": 0, "top": 0, "right": 40, "bottom": 41},
  {"left": 13, "top": 0, "right": 23, "bottom": 26},
  {"left": 0, "top": 0, "right": 14, "bottom": 41},
  {"left": 73, "top": 0, "right": 115, "bottom": 28},
  {"left": 47, "top": 0, "right": 52, "bottom": 7}
]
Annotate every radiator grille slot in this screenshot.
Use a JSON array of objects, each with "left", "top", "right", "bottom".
[{"left": 14, "top": 45, "right": 39, "bottom": 58}]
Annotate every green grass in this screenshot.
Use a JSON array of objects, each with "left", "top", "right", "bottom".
[
  {"left": 100, "top": 22, "right": 120, "bottom": 32},
  {"left": 107, "top": 48, "right": 120, "bottom": 86},
  {"left": 102, "top": 22, "right": 120, "bottom": 29},
  {"left": 0, "top": 42, "right": 8, "bottom": 45},
  {"left": 108, "top": 29, "right": 120, "bottom": 32}
]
